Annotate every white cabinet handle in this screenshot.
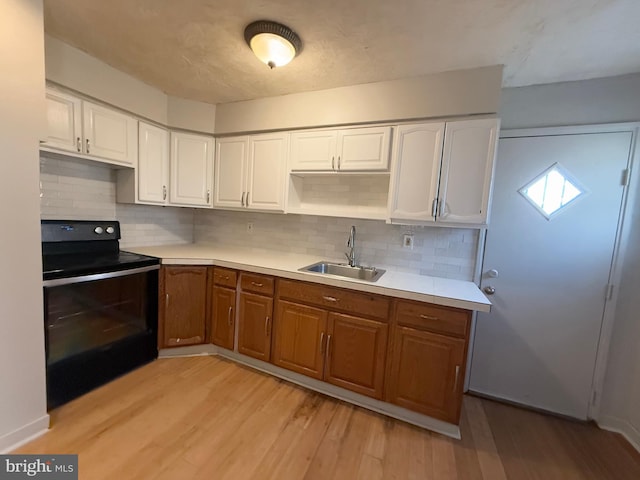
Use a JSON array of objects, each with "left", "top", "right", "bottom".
[
  {"left": 76, "top": 137, "right": 81, "bottom": 152},
  {"left": 241, "top": 192, "right": 245, "bottom": 207},
  {"left": 162, "top": 185, "right": 167, "bottom": 200},
  {"left": 86, "top": 138, "right": 90, "bottom": 154},
  {"left": 246, "top": 191, "right": 250, "bottom": 207},
  {"left": 207, "top": 190, "right": 211, "bottom": 203},
  {"left": 337, "top": 156, "right": 341, "bottom": 170},
  {"left": 431, "top": 198, "right": 438, "bottom": 218}
]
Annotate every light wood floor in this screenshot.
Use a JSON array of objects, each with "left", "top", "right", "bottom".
[{"left": 16, "top": 356, "right": 640, "bottom": 479}]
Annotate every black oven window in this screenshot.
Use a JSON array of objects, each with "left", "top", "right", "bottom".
[{"left": 45, "top": 273, "right": 150, "bottom": 365}]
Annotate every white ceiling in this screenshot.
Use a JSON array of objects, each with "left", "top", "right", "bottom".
[{"left": 43, "top": 0, "right": 640, "bottom": 104}]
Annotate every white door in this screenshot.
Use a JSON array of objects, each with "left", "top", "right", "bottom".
[
  {"left": 83, "top": 101, "right": 138, "bottom": 165},
  {"left": 247, "top": 133, "right": 288, "bottom": 211},
  {"left": 438, "top": 119, "right": 498, "bottom": 225},
  {"left": 470, "top": 130, "right": 632, "bottom": 419},
  {"left": 138, "top": 122, "right": 169, "bottom": 204},
  {"left": 215, "top": 136, "right": 248, "bottom": 208},
  {"left": 170, "top": 132, "right": 213, "bottom": 207},
  {"left": 387, "top": 122, "right": 445, "bottom": 222},
  {"left": 337, "top": 126, "right": 391, "bottom": 171},
  {"left": 43, "top": 89, "right": 82, "bottom": 153}
]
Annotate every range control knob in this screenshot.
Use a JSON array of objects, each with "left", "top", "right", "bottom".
[
  {"left": 94, "top": 226, "right": 104, "bottom": 234},
  {"left": 106, "top": 226, "right": 115, "bottom": 234}
]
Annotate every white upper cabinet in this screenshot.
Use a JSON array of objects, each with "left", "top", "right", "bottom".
[
  {"left": 170, "top": 132, "right": 213, "bottom": 208},
  {"left": 82, "top": 101, "right": 138, "bottom": 166},
  {"left": 215, "top": 133, "right": 288, "bottom": 212},
  {"left": 438, "top": 119, "right": 499, "bottom": 224},
  {"left": 387, "top": 123, "right": 445, "bottom": 222},
  {"left": 337, "top": 127, "right": 391, "bottom": 171},
  {"left": 214, "top": 136, "right": 247, "bottom": 208},
  {"left": 290, "top": 130, "right": 336, "bottom": 171},
  {"left": 43, "top": 90, "right": 82, "bottom": 153},
  {"left": 290, "top": 126, "right": 391, "bottom": 172},
  {"left": 247, "top": 133, "right": 288, "bottom": 211},
  {"left": 388, "top": 118, "right": 499, "bottom": 226},
  {"left": 43, "top": 88, "right": 138, "bottom": 167},
  {"left": 137, "top": 122, "right": 169, "bottom": 205}
]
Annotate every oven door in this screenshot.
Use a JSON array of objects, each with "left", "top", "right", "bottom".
[{"left": 43, "top": 265, "right": 159, "bottom": 409}]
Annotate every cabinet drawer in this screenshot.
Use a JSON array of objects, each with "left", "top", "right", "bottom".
[
  {"left": 213, "top": 268, "right": 237, "bottom": 288},
  {"left": 394, "top": 300, "right": 470, "bottom": 338},
  {"left": 278, "top": 279, "right": 390, "bottom": 320},
  {"left": 240, "top": 272, "right": 274, "bottom": 296}
]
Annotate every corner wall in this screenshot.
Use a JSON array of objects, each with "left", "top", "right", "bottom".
[{"left": 0, "top": 0, "right": 49, "bottom": 452}]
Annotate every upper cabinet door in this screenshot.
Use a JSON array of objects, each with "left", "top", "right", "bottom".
[
  {"left": 138, "top": 122, "right": 169, "bottom": 205},
  {"left": 247, "top": 133, "right": 288, "bottom": 211},
  {"left": 337, "top": 126, "right": 391, "bottom": 171},
  {"left": 43, "top": 89, "right": 82, "bottom": 153},
  {"left": 438, "top": 118, "right": 499, "bottom": 225},
  {"left": 387, "top": 122, "right": 445, "bottom": 222},
  {"left": 82, "top": 101, "right": 138, "bottom": 166},
  {"left": 170, "top": 132, "right": 213, "bottom": 207},
  {"left": 290, "top": 130, "right": 337, "bottom": 171},
  {"left": 215, "top": 136, "right": 248, "bottom": 208}
]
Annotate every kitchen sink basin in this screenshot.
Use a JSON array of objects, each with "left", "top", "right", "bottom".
[{"left": 299, "top": 261, "right": 386, "bottom": 282}]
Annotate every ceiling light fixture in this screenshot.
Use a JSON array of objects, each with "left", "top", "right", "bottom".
[{"left": 244, "top": 20, "right": 302, "bottom": 69}]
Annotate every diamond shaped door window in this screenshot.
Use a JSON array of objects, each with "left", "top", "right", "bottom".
[{"left": 519, "top": 163, "right": 587, "bottom": 219}]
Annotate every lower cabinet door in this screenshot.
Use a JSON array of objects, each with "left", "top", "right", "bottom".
[
  {"left": 238, "top": 292, "right": 273, "bottom": 361},
  {"left": 386, "top": 326, "right": 466, "bottom": 423},
  {"left": 211, "top": 286, "right": 236, "bottom": 350},
  {"left": 272, "top": 300, "right": 327, "bottom": 380},
  {"left": 324, "top": 313, "right": 388, "bottom": 399},
  {"left": 160, "top": 266, "right": 207, "bottom": 347}
]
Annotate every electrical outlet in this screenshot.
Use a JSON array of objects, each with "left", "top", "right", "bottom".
[
  {"left": 403, "top": 234, "right": 414, "bottom": 249},
  {"left": 247, "top": 222, "right": 254, "bottom": 234}
]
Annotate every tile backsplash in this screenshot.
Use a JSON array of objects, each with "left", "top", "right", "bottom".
[
  {"left": 39, "top": 155, "right": 480, "bottom": 281},
  {"left": 39, "top": 155, "right": 194, "bottom": 248},
  {"left": 195, "top": 210, "right": 479, "bottom": 281}
]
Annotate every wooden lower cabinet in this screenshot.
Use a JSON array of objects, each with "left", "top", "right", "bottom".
[
  {"left": 386, "top": 326, "right": 466, "bottom": 423},
  {"left": 238, "top": 292, "right": 273, "bottom": 361},
  {"left": 159, "top": 266, "right": 208, "bottom": 348},
  {"left": 325, "top": 312, "right": 388, "bottom": 399},
  {"left": 272, "top": 300, "right": 327, "bottom": 380},
  {"left": 211, "top": 285, "right": 236, "bottom": 350}
]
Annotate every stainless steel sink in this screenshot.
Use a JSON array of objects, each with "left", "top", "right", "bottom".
[{"left": 299, "top": 261, "right": 386, "bottom": 282}]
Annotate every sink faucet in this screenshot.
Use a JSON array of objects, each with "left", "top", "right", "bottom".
[{"left": 345, "top": 225, "right": 356, "bottom": 267}]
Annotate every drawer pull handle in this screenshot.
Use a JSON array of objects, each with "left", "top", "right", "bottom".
[
  {"left": 228, "top": 306, "right": 233, "bottom": 326},
  {"left": 218, "top": 275, "right": 230, "bottom": 281},
  {"left": 420, "top": 314, "right": 438, "bottom": 321},
  {"left": 251, "top": 281, "right": 264, "bottom": 287},
  {"left": 322, "top": 295, "right": 339, "bottom": 302}
]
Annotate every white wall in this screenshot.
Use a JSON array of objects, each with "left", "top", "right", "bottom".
[
  {"left": 45, "top": 36, "right": 217, "bottom": 133},
  {"left": 0, "top": 0, "right": 49, "bottom": 453},
  {"left": 500, "top": 75, "right": 640, "bottom": 450},
  {"left": 215, "top": 66, "right": 503, "bottom": 134}
]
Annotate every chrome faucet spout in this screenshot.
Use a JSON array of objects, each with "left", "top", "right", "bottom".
[{"left": 345, "top": 226, "right": 356, "bottom": 267}]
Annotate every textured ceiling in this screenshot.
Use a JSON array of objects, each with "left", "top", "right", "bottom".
[{"left": 43, "top": 0, "right": 640, "bottom": 104}]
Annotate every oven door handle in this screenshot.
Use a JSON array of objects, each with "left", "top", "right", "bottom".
[{"left": 43, "top": 265, "right": 160, "bottom": 287}]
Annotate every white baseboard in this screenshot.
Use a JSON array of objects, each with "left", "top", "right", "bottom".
[
  {"left": 158, "top": 344, "right": 216, "bottom": 357},
  {"left": 598, "top": 415, "right": 640, "bottom": 453},
  {"left": 0, "top": 414, "right": 50, "bottom": 454}
]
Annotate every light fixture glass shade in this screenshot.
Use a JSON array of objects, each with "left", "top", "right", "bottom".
[
  {"left": 249, "top": 33, "right": 296, "bottom": 68},
  {"left": 244, "top": 20, "right": 302, "bottom": 69}
]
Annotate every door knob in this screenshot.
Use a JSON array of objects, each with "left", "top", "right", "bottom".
[{"left": 483, "top": 286, "right": 496, "bottom": 295}]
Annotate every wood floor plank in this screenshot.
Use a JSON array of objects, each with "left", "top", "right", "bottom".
[{"left": 13, "top": 357, "right": 640, "bottom": 480}]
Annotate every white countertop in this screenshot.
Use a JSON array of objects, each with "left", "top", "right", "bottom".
[{"left": 126, "top": 243, "right": 491, "bottom": 312}]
